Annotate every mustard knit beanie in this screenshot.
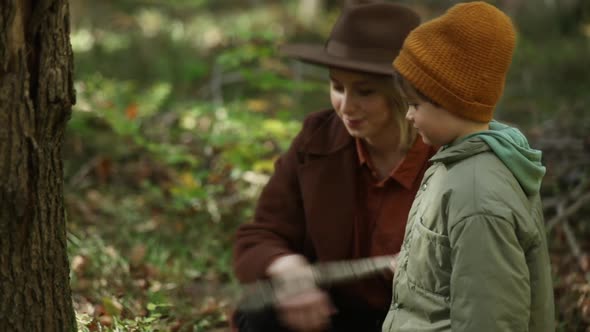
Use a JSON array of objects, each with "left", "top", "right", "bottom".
[{"left": 393, "top": 1, "right": 516, "bottom": 122}]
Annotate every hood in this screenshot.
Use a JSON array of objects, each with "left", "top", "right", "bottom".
[{"left": 431, "top": 120, "right": 545, "bottom": 196}]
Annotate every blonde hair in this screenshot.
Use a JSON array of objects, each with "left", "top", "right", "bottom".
[{"left": 373, "top": 74, "right": 417, "bottom": 151}]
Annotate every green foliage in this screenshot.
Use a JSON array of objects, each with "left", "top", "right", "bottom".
[
  {"left": 67, "top": 4, "right": 313, "bottom": 330},
  {"left": 65, "top": 0, "right": 590, "bottom": 331},
  {"left": 503, "top": 35, "right": 590, "bottom": 128}
]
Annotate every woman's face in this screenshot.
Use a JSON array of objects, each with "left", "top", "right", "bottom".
[{"left": 329, "top": 68, "right": 396, "bottom": 142}]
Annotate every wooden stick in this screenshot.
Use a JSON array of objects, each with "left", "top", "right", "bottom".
[{"left": 236, "top": 255, "right": 393, "bottom": 312}]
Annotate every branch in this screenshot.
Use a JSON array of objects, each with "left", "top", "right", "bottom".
[
  {"left": 543, "top": 177, "right": 589, "bottom": 211},
  {"left": 546, "top": 190, "right": 590, "bottom": 232},
  {"left": 68, "top": 155, "right": 101, "bottom": 189},
  {"left": 557, "top": 203, "right": 590, "bottom": 283}
]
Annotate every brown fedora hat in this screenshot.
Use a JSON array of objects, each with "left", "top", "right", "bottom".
[{"left": 281, "top": 2, "right": 420, "bottom": 75}]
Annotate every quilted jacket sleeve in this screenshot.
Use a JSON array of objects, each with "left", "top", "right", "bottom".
[{"left": 449, "top": 214, "right": 531, "bottom": 332}]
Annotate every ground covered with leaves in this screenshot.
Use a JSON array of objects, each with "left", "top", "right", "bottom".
[{"left": 66, "top": 1, "right": 590, "bottom": 331}]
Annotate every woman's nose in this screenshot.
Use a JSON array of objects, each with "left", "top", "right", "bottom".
[
  {"left": 405, "top": 106, "right": 414, "bottom": 121},
  {"left": 340, "top": 94, "right": 356, "bottom": 114}
]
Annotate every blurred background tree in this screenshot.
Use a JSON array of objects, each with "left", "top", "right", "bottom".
[{"left": 63, "top": 0, "right": 589, "bottom": 331}]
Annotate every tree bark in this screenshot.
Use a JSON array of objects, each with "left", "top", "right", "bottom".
[{"left": 0, "top": 0, "right": 76, "bottom": 331}]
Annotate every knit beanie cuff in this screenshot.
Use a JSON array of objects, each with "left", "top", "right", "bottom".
[{"left": 394, "top": 49, "right": 494, "bottom": 123}]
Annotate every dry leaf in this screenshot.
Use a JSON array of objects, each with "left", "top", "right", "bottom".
[
  {"left": 125, "top": 102, "right": 138, "bottom": 119},
  {"left": 71, "top": 255, "right": 88, "bottom": 274},
  {"left": 130, "top": 244, "right": 147, "bottom": 266},
  {"left": 102, "top": 296, "right": 123, "bottom": 317}
]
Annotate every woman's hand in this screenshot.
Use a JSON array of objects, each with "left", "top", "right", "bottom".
[
  {"left": 276, "top": 285, "right": 335, "bottom": 331},
  {"left": 267, "top": 255, "right": 336, "bottom": 331},
  {"left": 389, "top": 254, "right": 399, "bottom": 273}
]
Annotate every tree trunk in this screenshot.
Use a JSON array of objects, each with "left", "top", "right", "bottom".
[{"left": 0, "top": 0, "right": 76, "bottom": 331}]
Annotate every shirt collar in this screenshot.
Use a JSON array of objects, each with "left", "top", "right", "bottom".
[
  {"left": 356, "top": 137, "right": 435, "bottom": 190},
  {"left": 356, "top": 138, "right": 370, "bottom": 167}
]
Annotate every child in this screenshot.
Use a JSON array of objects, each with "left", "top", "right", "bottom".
[{"left": 382, "top": 2, "right": 555, "bottom": 331}]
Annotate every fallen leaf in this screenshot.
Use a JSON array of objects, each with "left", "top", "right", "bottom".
[
  {"left": 198, "top": 297, "right": 221, "bottom": 315},
  {"left": 125, "top": 102, "right": 138, "bottom": 119},
  {"left": 246, "top": 99, "right": 270, "bottom": 112},
  {"left": 98, "top": 315, "right": 113, "bottom": 327},
  {"left": 580, "top": 254, "right": 590, "bottom": 272},
  {"left": 95, "top": 157, "right": 112, "bottom": 183},
  {"left": 71, "top": 255, "right": 88, "bottom": 275},
  {"left": 130, "top": 244, "right": 147, "bottom": 266},
  {"left": 102, "top": 296, "right": 123, "bottom": 317}
]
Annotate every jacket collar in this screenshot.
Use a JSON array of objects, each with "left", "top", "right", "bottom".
[
  {"left": 430, "top": 137, "right": 489, "bottom": 165},
  {"left": 300, "top": 110, "right": 353, "bottom": 155},
  {"left": 299, "top": 110, "right": 433, "bottom": 189}
]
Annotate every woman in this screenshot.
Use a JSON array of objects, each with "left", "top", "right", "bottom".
[{"left": 232, "top": 2, "right": 435, "bottom": 331}]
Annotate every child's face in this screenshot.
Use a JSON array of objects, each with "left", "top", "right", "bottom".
[{"left": 405, "top": 99, "right": 460, "bottom": 146}]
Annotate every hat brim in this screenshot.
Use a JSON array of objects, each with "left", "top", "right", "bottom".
[{"left": 280, "top": 43, "right": 395, "bottom": 76}]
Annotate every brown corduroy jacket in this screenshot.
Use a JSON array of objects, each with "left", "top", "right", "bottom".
[
  {"left": 232, "top": 110, "right": 433, "bottom": 310},
  {"left": 233, "top": 110, "right": 360, "bottom": 283}
]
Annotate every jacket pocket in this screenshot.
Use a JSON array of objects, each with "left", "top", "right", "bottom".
[{"left": 405, "top": 217, "right": 452, "bottom": 296}]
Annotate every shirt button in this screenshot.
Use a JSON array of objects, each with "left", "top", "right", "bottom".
[
  {"left": 422, "top": 183, "right": 428, "bottom": 190},
  {"left": 393, "top": 302, "right": 403, "bottom": 309}
]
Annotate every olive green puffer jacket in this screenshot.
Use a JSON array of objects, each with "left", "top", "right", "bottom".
[{"left": 382, "top": 123, "right": 555, "bottom": 332}]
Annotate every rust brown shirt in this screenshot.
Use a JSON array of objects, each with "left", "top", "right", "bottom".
[{"left": 351, "top": 137, "right": 434, "bottom": 309}]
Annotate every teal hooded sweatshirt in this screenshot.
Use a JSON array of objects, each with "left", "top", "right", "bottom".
[{"left": 459, "top": 120, "right": 546, "bottom": 196}]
